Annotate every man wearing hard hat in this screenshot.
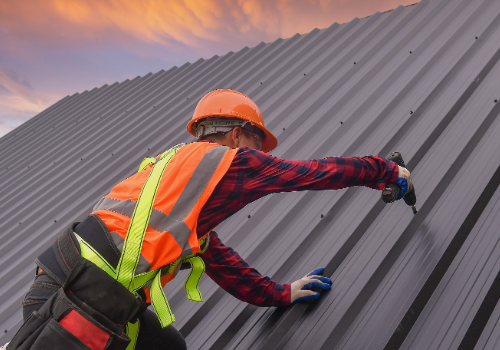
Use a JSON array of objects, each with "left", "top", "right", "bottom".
[{"left": 6, "top": 89, "right": 412, "bottom": 350}]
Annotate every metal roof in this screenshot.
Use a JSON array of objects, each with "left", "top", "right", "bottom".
[{"left": 2, "top": 0, "right": 500, "bottom": 348}]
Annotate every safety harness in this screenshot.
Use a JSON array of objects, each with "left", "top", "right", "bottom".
[
  {"left": 77, "top": 144, "right": 209, "bottom": 328},
  {"left": 9, "top": 144, "right": 220, "bottom": 350}
]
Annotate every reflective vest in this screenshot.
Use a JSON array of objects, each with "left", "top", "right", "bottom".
[{"left": 73, "top": 142, "right": 237, "bottom": 329}]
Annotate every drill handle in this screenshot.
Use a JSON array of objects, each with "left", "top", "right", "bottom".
[
  {"left": 381, "top": 152, "right": 418, "bottom": 207},
  {"left": 382, "top": 183, "right": 401, "bottom": 203},
  {"left": 382, "top": 152, "right": 405, "bottom": 204}
]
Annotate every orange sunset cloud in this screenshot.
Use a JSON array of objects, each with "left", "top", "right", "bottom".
[
  {"left": 0, "top": 0, "right": 418, "bottom": 136},
  {"left": 1, "top": 0, "right": 417, "bottom": 53}
]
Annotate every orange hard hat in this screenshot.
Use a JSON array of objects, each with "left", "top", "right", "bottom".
[{"left": 187, "top": 89, "right": 278, "bottom": 153}]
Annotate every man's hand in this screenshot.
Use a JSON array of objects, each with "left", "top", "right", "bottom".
[
  {"left": 291, "top": 267, "right": 332, "bottom": 303},
  {"left": 395, "top": 166, "right": 414, "bottom": 200}
]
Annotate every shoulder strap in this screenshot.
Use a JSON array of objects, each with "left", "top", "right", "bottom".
[
  {"left": 51, "top": 223, "right": 82, "bottom": 277},
  {"left": 116, "top": 144, "right": 184, "bottom": 290}
]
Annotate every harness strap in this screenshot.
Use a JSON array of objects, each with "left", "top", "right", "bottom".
[
  {"left": 183, "top": 256, "right": 205, "bottom": 302},
  {"left": 115, "top": 146, "right": 182, "bottom": 290},
  {"left": 125, "top": 319, "right": 140, "bottom": 350},
  {"left": 138, "top": 157, "right": 156, "bottom": 172}
]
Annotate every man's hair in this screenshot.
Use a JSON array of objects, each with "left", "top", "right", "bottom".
[{"left": 200, "top": 133, "right": 226, "bottom": 143}]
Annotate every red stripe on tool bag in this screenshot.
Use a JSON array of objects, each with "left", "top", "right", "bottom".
[{"left": 59, "top": 310, "right": 110, "bottom": 350}]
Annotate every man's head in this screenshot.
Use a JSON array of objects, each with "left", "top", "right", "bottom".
[{"left": 187, "top": 89, "right": 278, "bottom": 153}]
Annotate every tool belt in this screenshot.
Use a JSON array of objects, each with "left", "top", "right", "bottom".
[{"left": 7, "top": 227, "right": 145, "bottom": 350}]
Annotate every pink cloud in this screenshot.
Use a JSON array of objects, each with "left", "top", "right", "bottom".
[
  {"left": 0, "top": 0, "right": 419, "bottom": 137},
  {"left": 0, "top": 69, "right": 57, "bottom": 136},
  {"left": 1, "top": 0, "right": 419, "bottom": 54}
]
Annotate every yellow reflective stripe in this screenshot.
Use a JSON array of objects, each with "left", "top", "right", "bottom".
[
  {"left": 138, "top": 157, "right": 156, "bottom": 172},
  {"left": 116, "top": 145, "right": 181, "bottom": 290},
  {"left": 125, "top": 319, "right": 140, "bottom": 350},
  {"left": 150, "top": 270, "right": 175, "bottom": 328},
  {"left": 74, "top": 233, "right": 117, "bottom": 278},
  {"left": 183, "top": 256, "right": 205, "bottom": 302}
]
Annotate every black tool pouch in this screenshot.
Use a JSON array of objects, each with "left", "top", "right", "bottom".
[{"left": 8, "top": 256, "right": 143, "bottom": 350}]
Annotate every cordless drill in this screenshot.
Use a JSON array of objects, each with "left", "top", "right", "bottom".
[{"left": 381, "top": 152, "right": 418, "bottom": 214}]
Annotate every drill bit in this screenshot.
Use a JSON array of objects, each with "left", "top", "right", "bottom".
[{"left": 411, "top": 205, "right": 417, "bottom": 214}]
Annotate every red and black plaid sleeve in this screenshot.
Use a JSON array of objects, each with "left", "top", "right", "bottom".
[
  {"left": 198, "top": 145, "right": 399, "bottom": 236},
  {"left": 200, "top": 231, "right": 291, "bottom": 307}
]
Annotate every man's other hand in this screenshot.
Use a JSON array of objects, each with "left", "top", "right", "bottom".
[{"left": 291, "top": 267, "right": 332, "bottom": 303}]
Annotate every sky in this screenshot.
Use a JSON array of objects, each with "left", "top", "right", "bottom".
[{"left": 0, "top": 0, "right": 417, "bottom": 137}]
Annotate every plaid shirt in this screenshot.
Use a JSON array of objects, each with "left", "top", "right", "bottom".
[{"left": 197, "top": 143, "right": 399, "bottom": 307}]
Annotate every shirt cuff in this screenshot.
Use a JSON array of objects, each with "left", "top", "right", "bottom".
[
  {"left": 274, "top": 283, "right": 292, "bottom": 307},
  {"left": 390, "top": 164, "right": 400, "bottom": 183}
]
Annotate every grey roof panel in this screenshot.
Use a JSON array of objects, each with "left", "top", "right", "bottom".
[{"left": 2, "top": 0, "right": 500, "bottom": 349}]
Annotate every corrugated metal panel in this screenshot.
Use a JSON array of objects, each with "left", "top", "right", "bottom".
[{"left": 2, "top": 0, "right": 500, "bottom": 348}]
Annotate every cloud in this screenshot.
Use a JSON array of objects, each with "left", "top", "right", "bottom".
[
  {"left": 0, "top": 68, "right": 47, "bottom": 105},
  {"left": 0, "top": 0, "right": 418, "bottom": 137},
  {"left": 0, "top": 69, "right": 56, "bottom": 137},
  {"left": 0, "top": 0, "right": 418, "bottom": 55},
  {"left": 0, "top": 121, "right": 14, "bottom": 136},
  {"left": 0, "top": 84, "right": 10, "bottom": 95}
]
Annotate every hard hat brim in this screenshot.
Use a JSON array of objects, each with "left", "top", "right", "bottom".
[{"left": 187, "top": 116, "right": 277, "bottom": 153}]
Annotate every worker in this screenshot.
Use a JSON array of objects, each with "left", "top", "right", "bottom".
[{"left": 6, "top": 89, "right": 412, "bottom": 350}]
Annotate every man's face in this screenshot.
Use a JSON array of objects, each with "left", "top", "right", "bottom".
[
  {"left": 221, "top": 127, "right": 263, "bottom": 151},
  {"left": 238, "top": 130, "right": 262, "bottom": 151}
]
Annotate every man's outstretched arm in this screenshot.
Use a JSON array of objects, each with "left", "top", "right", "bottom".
[
  {"left": 201, "top": 231, "right": 291, "bottom": 307},
  {"left": 197, "top": 146, "right": 400, "bottom": 236},
  {"left": 201, "top": 231, "right": 331, "bottom": 307}
]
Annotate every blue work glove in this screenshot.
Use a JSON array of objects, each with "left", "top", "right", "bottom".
[
  {"left": 395, "top": 166, "right": 414, "bottom": 200},
  {"left": 291, "top": 267, "right": 332, "bottom": 303}
]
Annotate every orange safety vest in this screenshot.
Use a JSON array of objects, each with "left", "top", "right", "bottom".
[{"left": 90, "top": 142, "right": 237, "bottom": 301}]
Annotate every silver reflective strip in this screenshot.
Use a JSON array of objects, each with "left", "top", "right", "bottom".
[
  {"left": 95, "top": 197, "right": 135, "bottom": 217},
  {"left": 168, "top": 146, "right": 228, "bottom": 220},
  {"left": 148, "top": 211, "right": 191, "bottom": 242},
  {"left": 111, "top": 231, "right": 152, "bottom": 273},
  {"left": 94, "top": 197, "right": 191, "bottom": 242}
]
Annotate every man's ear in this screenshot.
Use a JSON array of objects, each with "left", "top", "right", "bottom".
[{"left": 231, "top": 127, "right": 242, "bottom": 144}]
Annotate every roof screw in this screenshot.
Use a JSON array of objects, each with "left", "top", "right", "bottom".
[
  {"left": 475, "top": 37, "right": 478, "bottom": 39},
  {"left": 321, "top": 214, "right": 324, "bottom": 218},
  {"left": 354, "top": 62, "right": 356, "bottom": 64},
  {"left": 186, "top": 97, "right": 189, "bottom": 99},
  {"left": 304, "top": 73, "right": 306, "bottom": 76},
  {"left": 248, "top": 215, "right": 251, "bottom": 218},
  {"left": 410, "top": 51, "right": 412, "bottom": 54},
  {"left": 19, "top": 222, "right": 21, "bottom": 225},
  {"left": 111, "top": 153, "right": 114, "bottom": 155},
  {"left": 260, "top": 82, "right": 263, "bottom": 84},
  {"left": 410, "top": 111, "right": 414, "bottom": 114},
  {"left": 283, "top": 127, "right": 286, "bottom": 131},
  {"left": 340, "top": 121, "right": 343, "bottom": 124},
  {"left": 54, "top": 220, "right": 57, "bottom": 223},
  {"left": 4, "top": 330, "right": 7, "bottom": 333},
  {"left": 81, "top": 158, "right": 83, "bottom": 160},
  {"left": 495, "top": 100, "right": 498, "bottom": 103}
]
